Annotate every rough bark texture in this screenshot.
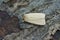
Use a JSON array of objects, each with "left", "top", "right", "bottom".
[{"left": 0, "top": 0, "right": 60, "bottom": 40}]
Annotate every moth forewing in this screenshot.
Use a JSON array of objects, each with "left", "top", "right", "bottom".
[{"left": 23, "top": 13, "right": 45, "bottom": 25}]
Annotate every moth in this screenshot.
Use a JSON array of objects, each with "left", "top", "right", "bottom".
[{"left": 23, "top": 13, "right": 46, "bottom": 25}]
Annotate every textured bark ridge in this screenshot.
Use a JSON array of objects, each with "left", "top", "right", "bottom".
[{"left": 0, "top": 0, "right": 60, "bottom": 40}]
